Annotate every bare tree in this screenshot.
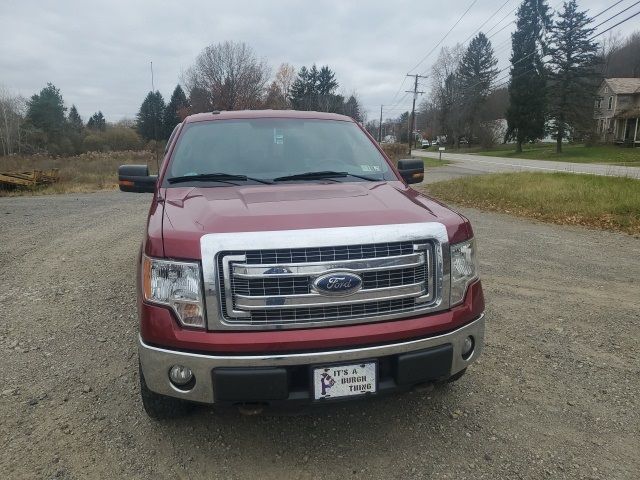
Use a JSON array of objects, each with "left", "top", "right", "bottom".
[
  {"left": 184, "top": 41, "right": 270, "bottom": 111},
  {"left": 275, "top": 63, "right": 295, "bottom": 102},
  {"left": 430, "top": 45, "right": 465, "bottom": 146},
  {"left": 0, "top": 86, "right": 25, "bottom": 156},
  {"left": 263, "top": 63, "right": 296, "bottom": 109}
]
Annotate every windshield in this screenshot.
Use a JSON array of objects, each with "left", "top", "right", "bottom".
[{"left": 165, "top": 118, "right": 394, "bottom": 185}]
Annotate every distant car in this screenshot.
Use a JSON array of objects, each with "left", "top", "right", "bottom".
[
  {"left": 421, "top": 140, "right": 430, "bottom": 149},
  {"left": 432, "top": 139, "right": 439, "bottom": 146}
]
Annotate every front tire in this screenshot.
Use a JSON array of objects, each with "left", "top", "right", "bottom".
[
  {"left": 446, "top": 368, "right": 467, "bottom": 383},
  {"left": 139, "top": 363, "right": 193, "bottom": 419}
]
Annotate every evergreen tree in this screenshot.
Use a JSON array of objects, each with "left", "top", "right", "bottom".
[
  {"left": 290, "top": 66, "right": 314, "bottom": 110},
  {"left": 87, "top": 111, "right": 106, "bottom": 131},
  {"left": 67, "top": 105, "right": 84, "bottom": 132},
  {"left": 136, "top": 91, "right": 166, "bottom": 141},
  {"left": 458, "top": 33, "right": 499, "bottom": 141},
  {"left": 163, "top": 85, "right": 189, "bottom": 136},
  {"left": 342, "top": 95, "right": 363, "bottom": 122},
  {"left": 317, "top": 66, "right": 338, "bottom": 95},
  {"left": 290, "top": 65, "right": 341, "bottom": 112},
  {"left": 547, "top": 0, "right": 598, "bottom": 152},
  {"left": 25, "top": 83, "right": 67, "bottom": 142},
  {"left": 506, "top": 0, "right": 552, "bottom": 152}
]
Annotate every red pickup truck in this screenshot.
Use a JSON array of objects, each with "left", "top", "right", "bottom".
[{"left": 119, "top": 110, "right": 484, "bottom": 418}]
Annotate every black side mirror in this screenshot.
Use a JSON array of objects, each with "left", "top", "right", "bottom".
[
  {"left": 397, "top": 159, "right": 424, "bottom": 184},
  {"left": 118, "top": 165, "right": 157, "bottom": 193}
]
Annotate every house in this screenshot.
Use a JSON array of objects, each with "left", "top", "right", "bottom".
[{"left": 594, "top": 78, "right": 640, "bottom": 145}]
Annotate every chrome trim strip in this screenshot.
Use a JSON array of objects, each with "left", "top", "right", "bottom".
[
  {"left": 234, "top": 282, "right": 426, "bottom": 309},
  {"left": 138, "top": 313, "right": 485, "bottom": 404},
  {"left": 221, "top": 254, "right": 250, "bottom": 318},
  {"left": 232, "top": 252, "right": 426, "bottom": 278},
  {"left": 201, "top": 223, "right": 450, "bottom": 331}
]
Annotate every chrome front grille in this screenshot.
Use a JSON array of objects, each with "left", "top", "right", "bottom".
[
  {"left": 216, "top": 240, "right": 438, "bottom": 328},
  {"left": 201, "top": 224, "right": 451, "bottom": 331}
]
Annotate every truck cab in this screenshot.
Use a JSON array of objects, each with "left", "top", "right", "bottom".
[{"left": 119, "top": 110, "right": 484, "bottom": 418}]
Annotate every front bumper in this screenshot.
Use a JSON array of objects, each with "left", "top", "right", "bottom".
[{"left": 139, "top": 314, "right": 485, "bottom": 405}]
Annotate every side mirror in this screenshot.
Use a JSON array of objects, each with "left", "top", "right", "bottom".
[
  {"left": 397, "top": 159, "right": 424, "bottom": 184},
  {"left": 118, "top": 165, "right": 157, "bottom": 193}
]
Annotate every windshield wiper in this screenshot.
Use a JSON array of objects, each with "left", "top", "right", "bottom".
[
  {"left": 167, "top": 173, "right": 272, "bottom": 185},
  {"left": 272, "top": 171, "right": 378, "bottom": 182}
]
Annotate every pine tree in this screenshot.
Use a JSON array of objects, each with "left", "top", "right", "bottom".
[
  {"left": 458, "top": 33, "right": 499, "bottom": 141},
  {"left": 136, "top": 91, "right": 166, "bottom": 141},
  {"left": 68, "top": 105, "right": 84, "bottom": 132},
  {"left": 163, "top": 85, "right": 189, "bottom": 137},
  {"left": 506, "top": 0, "right": 552, "bottom": 152},
  {"left": 25, "top": 83, "right": 67, "bottom": 142},
  {"left": 290, "top": 66, "right": 314, "bottom": 110},
  {"left": 342, "top": 95, "right": 363, "bottom": 122},
  {"left": 87, "top": 111, "right": 106, "bottom": 131},
  {"left": 548, "top": 0, "right": 598, "bottom": 152},
  {"left": 290, "top": 65, "right": 341, "bottom": 112}
]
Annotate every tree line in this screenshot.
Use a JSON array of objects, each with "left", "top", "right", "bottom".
[
  {"left": 137, "top": 41, "right": 363, "bottom": 142},
  {"left": 0, "top": 40, "right": 364, "bottom": 156},
  {"left": 0, "top": 83, "right": 144, "bottom": 156},
  {"left": 391, "top": 0, "right": 634, "bottom": 153}
]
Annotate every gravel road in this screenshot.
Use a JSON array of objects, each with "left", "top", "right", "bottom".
[{"left": 1, "top": 191, "right": 639, "bottom": 479}]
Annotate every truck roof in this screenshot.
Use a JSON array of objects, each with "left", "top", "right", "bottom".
[{"left": 184, "top": 109, "right": 354, "bottom": 123}]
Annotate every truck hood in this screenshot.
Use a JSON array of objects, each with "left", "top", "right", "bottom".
[{"left": 161, "top": 182, "right": 470, "bottom": 259}]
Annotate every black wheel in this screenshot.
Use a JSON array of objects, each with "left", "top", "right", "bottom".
[
  {"left": 446, "top": 368, "right": 467, "bottom": 383},
  {"left": 139, "top": 363, "right": 193, "bottom": 419}
]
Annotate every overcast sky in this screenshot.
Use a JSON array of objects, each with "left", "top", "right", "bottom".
[{"left": 0, "top": 0, "right": 635, "bottom": 123}]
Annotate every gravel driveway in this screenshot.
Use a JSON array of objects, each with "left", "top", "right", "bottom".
[{"left": 1, "top": 191, "right": 638, "bottom": 479}]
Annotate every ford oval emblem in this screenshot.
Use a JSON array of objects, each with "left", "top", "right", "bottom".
[{"left": 313, "top": 272, "right": 363, "bottom": 296}]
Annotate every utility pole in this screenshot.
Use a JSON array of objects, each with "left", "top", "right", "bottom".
[
  {"left": 405, "top": 73, "right": 427, "bottom": 154},
  {"left": 150, "top": 61, "right": 159, "bottom": 172},
  {"left": 378, "top": 105, "right": 383, "bottom": 142}
]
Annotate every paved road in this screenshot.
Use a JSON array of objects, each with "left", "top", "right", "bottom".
[
  {"left": 413, "top": 150, "right": 640, "bottom": 179},
  {"left": 1, "top": 191, "right": 638, "bottom": 479}
]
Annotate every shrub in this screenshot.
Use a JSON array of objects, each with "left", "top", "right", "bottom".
[
  {"left": 102, "top": 127, "right": 142, "bottom": 151},
  {"left": 381, "top": 143, "right": 410, "bottom": 163},
  {"left": 83, "top": 134, "right": 106, "bottom": 152}
]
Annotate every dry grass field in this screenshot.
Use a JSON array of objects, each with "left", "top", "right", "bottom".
[
  {"left": 424, "top": 171, "right": 640, "bottom": 236},
  {"left": 0, "top": 151, "right": 157, "bottom": 196}
]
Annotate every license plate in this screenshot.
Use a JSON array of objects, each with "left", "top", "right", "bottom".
[{"left": 313, "top": 362, "right": 377, "bottom": 400}]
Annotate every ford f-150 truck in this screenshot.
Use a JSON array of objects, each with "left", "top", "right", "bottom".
[{"left": 118, "top": 110, "right": 484, "bottom": 419}]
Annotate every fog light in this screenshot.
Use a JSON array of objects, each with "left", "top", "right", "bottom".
[
  {"left": 169, "top": 365, "right": 194, "bottom": 387},
  {"left": 462, "top": 336, "right": 474, "bottom": 360}
]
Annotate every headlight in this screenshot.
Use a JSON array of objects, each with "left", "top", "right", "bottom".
[
  {"left": 450, "top": 238, "right": 478, "bottom": 305},
  {"left": 142, "top": 255, "right": 205, "bottom": 328}
]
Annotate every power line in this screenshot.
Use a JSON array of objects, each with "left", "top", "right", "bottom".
[
  {"left": 409, "top": 0, "right": 478, "bottom": 74},
  {"left": 491, "top": 5, "right": 640, "bottom": 92},
  {"left": 485, "top": 5, "right": 518, "bottom": 37},
  {"left": 387, "top": 76, "right": 408, "bottom": 108},
  {"left": 590, "top": 0, "right": 626, "bottom": 21},
  {"left": 460, "top": 0, "right": 513, "bottom": 46},
  {"left": 591, "top": 1, "right": 640, "bottom": 32},
  {"left": 589, "top": 8, "right": 640, "bottom": 39}
]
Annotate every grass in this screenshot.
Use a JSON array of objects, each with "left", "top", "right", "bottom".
[
  {"left": 0, "top": 151, "right": 157, "bottom": 197},
  {"left": 382, "top": 143, "right": 448, "bottom": 168},
  {"left": 423, "top": 171, "right": 640, "bottom": 236},
  {"left": 468, "top": 143, "right": 640, "bottom": 166},
  {"left": 420, "top": 157, "right": 449, "bottom": 168}
]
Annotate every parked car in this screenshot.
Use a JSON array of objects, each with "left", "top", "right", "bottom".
[
  {"left": 421, "top": 139, "right": 430, "bottom": 148},
  {"left": 119, "top": 110, "right": 485, "bottom": 418}
]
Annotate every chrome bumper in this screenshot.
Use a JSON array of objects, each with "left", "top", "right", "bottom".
[{"left": 139, "top": 314, "right": 485, "bottom": 404}]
